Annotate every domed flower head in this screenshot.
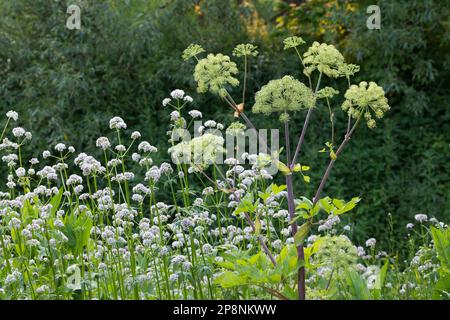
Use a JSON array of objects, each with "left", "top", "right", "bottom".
[
  {"left": 283, "top": 36, "right": 306, "bottom": 50},
  {"left": 168, "top": 133, "right": 225, "bottom": 172},
  {"left": 252, "top": 75, "right": 315, "bottom": 121},
  {"left": 233, "top": 44, "right": 258, "bottom": 57},
  {"left": 338, "top": 63, "right": 360, "bottom": 79},
  {"left": 342, "top": 81, "right": 390, "bottom": 129},
  {"left": 303, "top": 42, "right": 345, "bottom": 78},
  {"left": 182, "top": 44, "right": 205, "bottom": 61},
  {"left": 194, "top": 53, "right": 239, "bottom": 97}
]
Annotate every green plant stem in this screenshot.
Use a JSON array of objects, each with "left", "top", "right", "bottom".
[{"left": 313, "top": 117, "right": 361, "bottom": 206}]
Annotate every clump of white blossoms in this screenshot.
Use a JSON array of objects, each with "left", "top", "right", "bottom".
[
  {"left": 162, "top": 89, "right": 193, "bottom": 108},
  {"left": 365, "top": 238, "right": 377, "bottom": 248},
  {"left": 96, "top": 137, "right": 111, "bottom": 150},
  {"left": 109, "top": 116, "right": 127, "bottom": 130},
  {"left": 168, "top": 133, "right": 224, "bottom": 172},
  {"left": 171, "top": 89, "right": 185, "bottom": 99},
  {"left": 6, "top": 110, "right": 19, "bottom": 121},
  {"left": 194, "top": 53, "right": 239, "bottom": 97},
  {"left": 414, "top": 214, "right": 428, "bottom": 223},
  {"left": 252, "top": 75, "right": 315, "bottom": 121},
  {"left": 188, "top": 110, "right": 202, "bottom": 119},
  {"left": 342, "top": 81, "right": 390, "bottom": 128}
]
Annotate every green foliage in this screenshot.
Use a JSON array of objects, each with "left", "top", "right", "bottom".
[
  {"left": 295, "top": 196, "right": 360, "bottom": 220},
  {"left": 0, "top": 0, "right": 254, "bottom": 162},
  {"left": 430, "top": 226, "right": 450, "bottom": 298},
  {"left": 274, "top": 0, "right": 450, "bottom": 251},
  {"left": 252, "top": 75, "right": 315, "bottom": 121},
  {"left": 0, "top": 0, "right": 448, "bottom": 286},
  {"left": 215, "top": 245, "right": 301, "bottom": 299},
  {"left": 63, "top": 210, "right": 93, "bottom": 256}
]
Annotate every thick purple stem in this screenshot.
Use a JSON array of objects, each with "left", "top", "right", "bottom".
[{"left": 284, "top": 120, "right": 305, "bottom": 300}]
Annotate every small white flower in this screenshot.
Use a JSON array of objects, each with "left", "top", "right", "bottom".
[
  {"left": 109, "top": 116, "right": 127, "bottom": 130},
  {"left": 115, "top": 144, "right": 126, "bottom": 152},
  {"left": 131, "top": 131, "right": 141, "bottom": 140},
  {"left": 183, "top": 95, "right": 193, "bottom": 103},
  {"left": 54, "top": 143, "right": 66, "bottom": 152},
  {"left": 96, "top": 137, "right": 111, "bottom": 150},
  {"left": 162, "top": 98, "right": 172, "bottom": 107},
  {"left": 170, "top": 89, "right": 185, "bottom": 99},
  {"left": 43, "top": 150, "right": 51, "bottom": 159},
  {"left": 138, "top": 141, "right": 157, "bottom": 153},
  {"left": 406, "top": 223, "right": 414, "bottom": 229},
  {"left": 204, "top": 120, "right": 216, "bottom": 128},
  {"left": 365, "top": 238, "right": 376, "bottom": 248},
  {"left": 132, "top": 153, "right": 141, "bottom": 162},
  {"left": 6, "top": 110, "right": 18, "bottom": 121},
  {"left": 12, "top": 127, "right": 26, "bottom": 138},
  {"left": 170, "top": 111, "right": 180, "bottom": 121},
  {"left": 188, "top": 110, "right": 202, "bottom": 119},
  {"left": 414, "top": 214, "right": 428, "bottom": 223},
  {"left": 15, "top": 167, "right": 26, "bottom": 177}
]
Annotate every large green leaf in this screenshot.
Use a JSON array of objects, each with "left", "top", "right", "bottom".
[
  {"left": 63, "top": 211, "right": 93, "bottom": 256},
  {"left": 431, "top": 226, "right": 450, "bottom": 269},
  {"left": 345, "top": 269, "right": 371, "bottom": 300},
  {"left": 214, "top": 271, "right": 246, "bottom": 288}
]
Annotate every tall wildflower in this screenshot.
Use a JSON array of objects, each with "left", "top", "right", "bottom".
[
  {"left": 182, "top": 44, "right": 205, "bottom": 61},
  {"left": 232, "top": 44, "right": 258, "bottom": 57},
  {"left": 194, "top": 53, "right": 239, "bottom": 97},
  {"left": 341, "top": 81, "right": 390, "bottom": 128}
]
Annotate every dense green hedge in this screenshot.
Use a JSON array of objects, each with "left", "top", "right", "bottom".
[{"left": 0, "top": 0, "right": 448, "bottom": 252}]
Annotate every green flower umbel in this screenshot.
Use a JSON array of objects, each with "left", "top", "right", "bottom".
[
  {"left": 283, "top": 36, "right": 306, "bottom": 50},
  {"left": 232, "top": 43, "right": 258, "bottom": 57},
  {"left": 194, "top": 53, "right": 239, "bottom": 97},
  {"left": 342, "top": 81, "right": 390, "bottom": 129},
  {"left": 303, "top": 42, "right": 345, "bottom": 78},
  {"left": 182, "top": 44, "right": 205, "bottom": 61},
  {"left": 252, "top": 75, "right": 315, "bottom": 121}
]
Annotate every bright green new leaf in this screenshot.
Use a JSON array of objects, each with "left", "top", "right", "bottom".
[
  {"left": 294, "top": 222, "right": 311, "bottom": 246},
  {"left": 214, "top": 271, "right": 245, "bottom": 288}
]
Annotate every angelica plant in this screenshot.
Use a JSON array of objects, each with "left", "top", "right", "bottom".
[{"left": 184, "top": 37, "right": 391, "bottom": 300}]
